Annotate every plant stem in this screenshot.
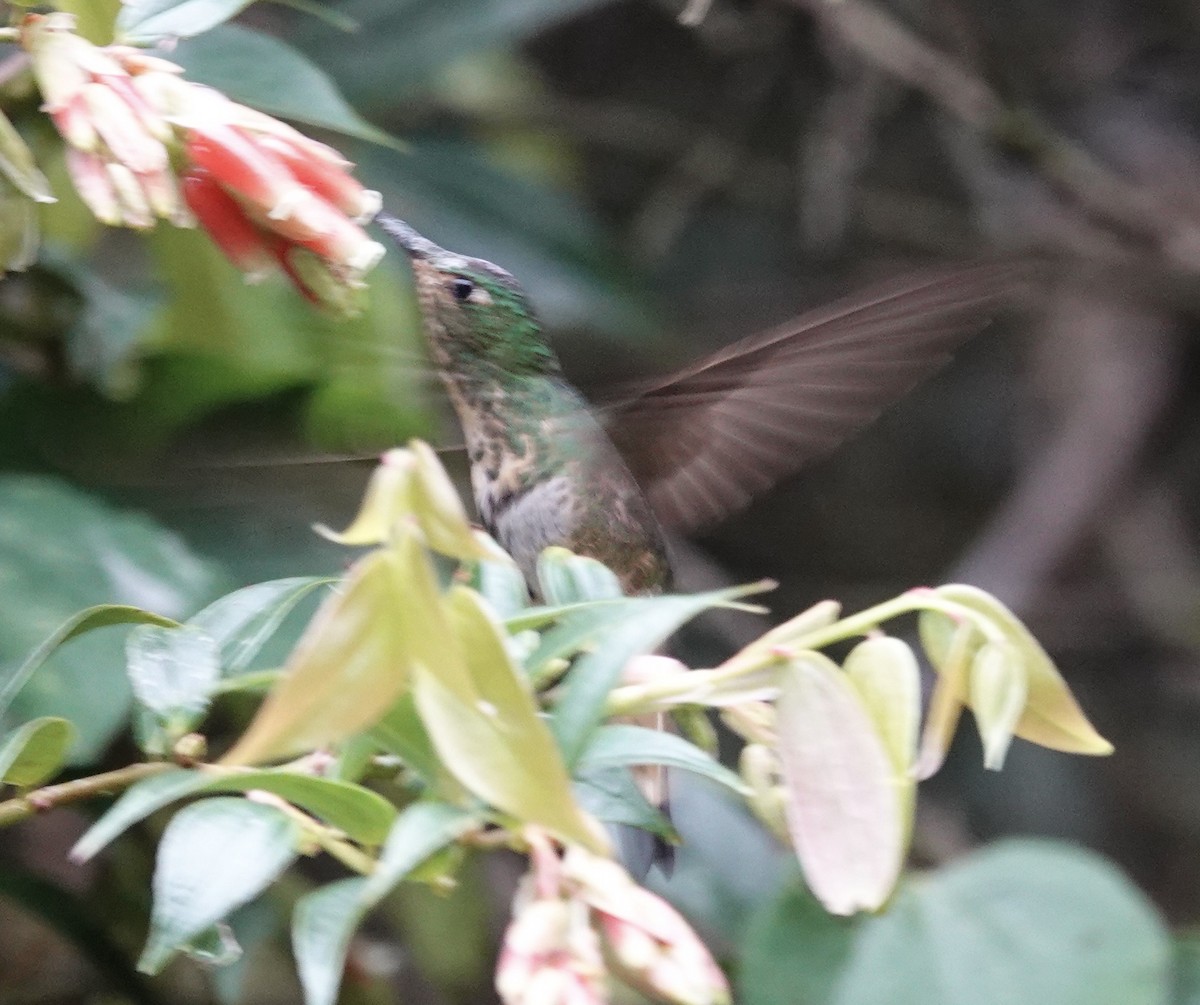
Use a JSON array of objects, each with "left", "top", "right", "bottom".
[{"left": 0, "top": 761, "right": 174, "bottom": 829}]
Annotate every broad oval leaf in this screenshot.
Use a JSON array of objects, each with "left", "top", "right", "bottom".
[
  {"left": 221, "top": 550, "right": 409, "bottom": 765},
  {"left": 414, "top": 585, "right": 600, "bottom": 850},
  {"left": 187, "top": 577, "right": 333, "bottom": 676},
  {"left": 776, "top": 654, "right": 905, "bottom": 915},
  {"left": 843, "top": 637, "right": 920, "bottom": 774},
  {"left": 169, "top": 25, "right": 401, "bottom": 147},
  {"left": 138, "top": 798, "right": 300, "bottom": 975},
  {"left": 471, "top": 559, "right": 530, "bottom": 620},
  {"left": 0, "top": 716, "right": 75, "bottom": 787},
  {"left": 294, "top": 803, "right": 478, "bottom": 1005},
  {"left": 920, "top": 584, "right": 1112, "bottom": 756},
  {"left": 126, "top": 624, "right": 219, "bottom": 729},
  {"left": 828, "top": 840, "right": 1169, "bottom": 1005},
  {"left": 72, "top": 767, "right": 396, "bottom": 862}
]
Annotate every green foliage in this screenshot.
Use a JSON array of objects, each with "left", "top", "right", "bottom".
[{"left": 741, "top": 841, "right": 1171, "bottom": 1005}]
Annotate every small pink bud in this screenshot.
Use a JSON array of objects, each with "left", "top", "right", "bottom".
[
  {"left": 105, "top": 162, "right": 154, "bottom": 229},
  {"left": 65, "top": 148, "right": 120, "bottom": 225},
  {"left": 255, "top": 133, "right": 381, "bottom": 220},
  {"left": 51, "top": 92, "right": 98, "bottom": 151},
  {"left": 81, "top": 81, "right": 168, "bottom": 174}
]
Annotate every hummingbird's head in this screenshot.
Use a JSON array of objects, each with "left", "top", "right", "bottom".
[{"left": 376, "top": 213, "right": 560, "bottom": 378}]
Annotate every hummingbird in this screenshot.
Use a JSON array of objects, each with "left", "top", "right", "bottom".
[{"left": 375, "top": 211, "right": 1017, "bottom": 597}]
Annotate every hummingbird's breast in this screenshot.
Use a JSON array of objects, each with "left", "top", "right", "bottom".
[{"left": 444, "top": 375, "right": 671, "bottom": 596}]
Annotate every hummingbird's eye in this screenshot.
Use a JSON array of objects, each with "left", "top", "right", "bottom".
[{"left": 450, "top": 278, "right": 474, "bottom": 301}]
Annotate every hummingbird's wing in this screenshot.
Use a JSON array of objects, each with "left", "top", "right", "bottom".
[{"left": 608, "top": 263, "right": 1024, "bottom": 532}]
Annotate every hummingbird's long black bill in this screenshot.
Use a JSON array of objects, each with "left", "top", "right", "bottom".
[{"left": 374, "top": 211, "right": 443, "bottom": 262}]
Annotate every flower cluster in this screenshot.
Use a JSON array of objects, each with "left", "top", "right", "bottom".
[
  {"left": 20, "top": 13, "right": 384, "bottom": 311},
  {"left": 497, "top": 837, "right": 730, "bottom": 1005}
]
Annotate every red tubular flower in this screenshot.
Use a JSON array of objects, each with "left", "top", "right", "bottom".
[{"left": 181, "top": 169, "right": 277, "bottom": 277}]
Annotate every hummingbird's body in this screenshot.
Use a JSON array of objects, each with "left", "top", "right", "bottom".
[
  {"left": 377, "top": 213, "right": 1017, "bottom": 598},
  {"left": 392, "top": 219, "right": 669, "bottom": 594}
]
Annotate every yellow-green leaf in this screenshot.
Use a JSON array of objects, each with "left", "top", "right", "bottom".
[
  {"left": 413, "top": 585, "right": 602, "bottom": 851},
  {"left": 924, "top": 585, "right": 1112, "bottom": 757},
  {"left": 969, "top": 639, "right": 1029, "bottom": 770},
  {"left": 222, "top": 550, "right": 408, "bottom": 765},
  {"left": 315, "top": 450, "right": 416, "bottom": 546}
]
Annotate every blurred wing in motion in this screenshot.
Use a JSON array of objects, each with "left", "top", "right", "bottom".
[{"left": 608, "top": 263, "right": 1023, "bottom": 532}]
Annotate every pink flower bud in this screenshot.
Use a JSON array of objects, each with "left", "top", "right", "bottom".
[
  {"left": 105, "top": 162, "right": 154, "bottom": 229},
  {"left": 255, "top": 134, "right": 381, "bottom": 220},
  {"left": 80, "top": 81, "right": 168, "bottom": 174},
  {"left": 184, "top": 125, "right": 306, "bottom": 219},
  {"left": 65, "top": 148, "right": 120, "bottom": 226}
]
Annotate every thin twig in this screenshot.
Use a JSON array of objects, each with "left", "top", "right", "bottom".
[{"left": 0, "top": 761, "right": 174, "bottom": 829}]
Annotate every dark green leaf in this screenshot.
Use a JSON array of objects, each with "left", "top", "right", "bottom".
[
  {"left": 572, "top": 766, "right": 673, "bottom": 838},
  {"left": 294, "top": 802, "right": 477, "bottom": 1005},
  {"left": 168, "top": 25, "right": 401, "bottom": 147},
  {"left": 138, "top": 798, "right": 300, "bottom": 975},
  {"left": 0, "top": 477, "right": 222, "bottom": 763},
  {"left": 577, "top": 724, "right": 750, "bottom": 795},
  {"left": 0, "top": 716, "right": 75, "bottom": 787},
  {"left": 186, "top": 577, "right": 333, "bottom": 675}
]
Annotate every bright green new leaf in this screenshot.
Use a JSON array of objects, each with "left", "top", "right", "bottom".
[
  {"left": 294, "top": 802, "right": 477, "bottom": 1005},
  {"left": 72, "top": 767, "right": 396, "bottom": 862},
  {"left": 221, "top": 550, "right": 409, "bottom": 765},
  {"left": 776, "top": 653, "right": 906, "bottom": 915},
  {"left": 0, "top": 717, "right": 75, "bottom": 788},
  {"left": 1, "top": 604, "right": 179, "bottom": 721},
  {"left": 920, "top": 584, "right": 1112, "bottom": 756},
  {"left": 138, "top": 798, "right": 300, "bottom": 974},
  {"left": 169, "top": 25, "right": 401, "bottom": 148},
  {"left": 536, "top": 548, "right": 624, "bottom": 605},
  {"left": 126, "top": 624, "right": 220, "bottom": 731},
  {"left": 187, "top": 577, "right": 333, "bottom": 675},
  {"left": 827, "top": 840, "right": 1169, "bottom": 1005},
  {"left": 414, "top": 585, "right": 601, "bottom": 850},
  {"left": 577, "top": 724, "right": 750, "bottom": 796},
  {"left": 117, "top": 0, "right": 255, "bottom": 42}
]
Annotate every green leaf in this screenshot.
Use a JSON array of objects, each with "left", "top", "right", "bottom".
[
  {"left": 370, "top": 695, "right": 456, "bottom": 794},
  {"left": 470, "top": 558, "right": 529, "bottom": 619},
  {"left": 73, "top": 767, "right": 396, "bottom": 862},
  {"left": 221, "top": 550, "right": 409, "bottom": 765},
  {"left": 169, "top": 25, "right": 401, "bottom": 148},
  {"left": 126, "top": 624, "right": 220, "bottom": 732},
  {"left": 0, "top": 716, "right": 75, "bottom": 787},
  {"left": 0, "top": 108, "right": 54, "bottom": 203},
  {"left": 829, "top": 840, "right": 1170, "bottom": 1005},
  {"left": 186, "top": 577, "right": 333, "bottom": 676},
  {"left": 536, "top": 548, "right": 623, "bottom": 605},
  {"left": 0, "top": 476, "right": 223, "bottom": 763},
  {"left": 0, "top": 180, "right": 39, "bottom": 272},
  {"left": 577, "top": 724, "right": 750, "bottom": 796},
  {"left": 413, "top": 584, "right": 600, "bottom": 850},
  {"left": 739, "top": 880, "right": 858, "bottom": 1005},
  {"left": 117, "top": 0, "right": 255, "bottom": 41},
  {"left": 544, "top": 583, "right": 771, "bottom": 767},
  {"left": 1, "top": 604, "right": 179, "bottom": 721},
  {"left": 293, "top": 802, "right": 477, "bottom": 1005},
  {"left": 138, "top": 798, "right": 300, "bottom": 975},
  {"left": 573, "top": 766, "right": 673, "bottom": 838},
  {"left": 920, "top": 584, "right": 1112, "bottom": 756}
]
